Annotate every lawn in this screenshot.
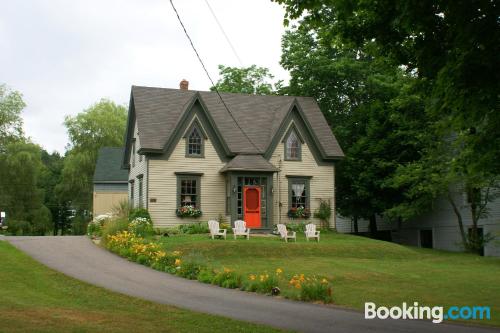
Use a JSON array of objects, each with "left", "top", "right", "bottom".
[
  {"left": 0, "top": 240, "right": 283, "bottom": 333},
  {"left": 157, "top": 232, "right": 500, "bottom": 326}
]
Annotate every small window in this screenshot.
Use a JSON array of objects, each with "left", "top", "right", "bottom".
[
  {"left": 131, "top": 141, "right": 136, "bottom": 167},
  {"left": 139, "top": 152, "right": 143, "bottom": 162},
  {"left": 177, "top": 175, "right": 201, "bottom": 208},
  {"left": 187, "top": 127, "right": 202, "bottom": 156},
  {"left": 285, "top": 129, "right": 301, "bottom": 160},
  {"left": 130, "top": 181, "right": 135, "bottom": 205},
  {"left": 138, "top": 176, "right": 143, "bottom": 208},
  {"left": 288, "top": 178, "right": 310, "bottom": 209}
]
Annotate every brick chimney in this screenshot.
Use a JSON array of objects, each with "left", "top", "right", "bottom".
[{"left": 179, "top": 79, "right": 189, "bottom": 90}]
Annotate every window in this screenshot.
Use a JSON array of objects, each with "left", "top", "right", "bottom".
[
  {"left": 138, "top": 176, "right": 143, "bottom": 208},
  {"left": 131, "top": 141, "right": 136, "bottom": 167},
  {"left": 285, "top": 129, "right": 301, "bottom": 160},
  {"left": 288, "top": 177, "right": 310, "bottom": 209},
  {"left": 177, "top": 175, "right": 201, "bottom": 208},
  {"left": 130, "top": 180, "right": 135, "bottom": 205},
  {"left": 187, "top": 126, "right": 203, "bottom": 157},
  {"left": 139, "top": 151, "right": 142, "bottom": 162}
]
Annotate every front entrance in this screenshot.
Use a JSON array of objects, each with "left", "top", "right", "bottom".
[{"left": 243, "top": 186, "right": 261, "bottom": 228}]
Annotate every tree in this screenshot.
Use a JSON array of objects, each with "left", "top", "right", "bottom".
[
  {"left": 57, "top": 99, "right": 127, "bottom": 211},
  {"left": 275, "top": 0, "right": 499, "bottom": 249},
  {"left": 280, "top": 25, "right": 432, "bottom": 236},
  {"left": 0, "top": 141, "right": 52, "bottom": 235},
  {"left": 39, "top": 150, "right": 64, "bottom": 234},
  {"left": 211, "top": 65, "right": 282, "bottom": 95},
  {"left": 0, "top": 84, "right": 25, "bottom": 149}
]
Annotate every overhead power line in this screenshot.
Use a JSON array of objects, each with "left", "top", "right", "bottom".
[
  {"left": 204, "top": 0, "right": 243, "bottom": 66},
  {"left": 168, "top": 0, "right": 262, "bottom": 153}
]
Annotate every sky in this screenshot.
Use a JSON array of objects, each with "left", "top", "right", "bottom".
[{"left": 1, "top": 0, "right": 290, "bottom": 154}]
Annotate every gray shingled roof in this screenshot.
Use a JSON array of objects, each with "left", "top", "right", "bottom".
[
  {"left": 131, "top": 86, "right": 344, "bottom": 158},
  {"left": 220, "top": 154, "right": 280, "bottom": 173},
  {"left": 93, "top": 147, "right": 128, "bottom": 183}
]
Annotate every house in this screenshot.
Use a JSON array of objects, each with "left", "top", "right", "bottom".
[
  {"left": 390, "top": 190, "right": 500, "bottom": 257},
  {"left": 93, "top": 147, "right": 129, "bottom": 217},
  {"left": 123, "top": 80, "right": 344, "bottom": 229},
  {"left": 336, "top": 191, "right": 500, "bottom": 257}
]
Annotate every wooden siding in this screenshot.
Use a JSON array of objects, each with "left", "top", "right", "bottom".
[
  {"left": 128, "top": 121, "right": 148, "bottom": 208},
  {"left": 269, "top": 123, "right": 336, "bottom": 228},
  {"left": 391, "top": 190, "right": 500, "bottom": 257},
  {"left": 93, "top": 191, "right": 128, "bottom": 217},
  {"left": 148, "top": 119, "right": 228, "bottom": 227}
]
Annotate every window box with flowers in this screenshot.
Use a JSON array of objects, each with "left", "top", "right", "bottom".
[
  {"left": 176, "top": 205, "right": 202, "bottom": 218},
  {"left": 287, "top": 206, "right": 310, "bottom": 219}
]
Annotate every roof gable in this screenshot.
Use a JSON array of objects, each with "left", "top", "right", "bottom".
[{"left": 125, "top": 86, "right": 344, "bottom": 162}]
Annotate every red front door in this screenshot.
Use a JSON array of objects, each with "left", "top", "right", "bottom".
[{"left": 243, "top": 186, "right": 261, "bottom": 228}]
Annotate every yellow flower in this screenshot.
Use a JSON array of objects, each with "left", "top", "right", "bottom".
[
  {"left": 223, "top": 267, "right": 232, "bottom": 273},
  {"left": 321, "top": 278, "right": 328, "bottom": 284},
  {"left": 249, "top": 274, "right": 256, "bottom": 281},
  {"left": 175, "top": 259, "right": 182, "bottom": 266},
  {"left": 276, "top": 268, "right": 283, "bottom": 274},
  {"left": 172, "top": 251, "right": 182, "bottom": 256},
  {"left": 294, "top": 283, "right": 301, "bottom": 289}
]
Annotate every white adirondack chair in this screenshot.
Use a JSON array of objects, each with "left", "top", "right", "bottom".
[
  {"left": 208, "top": 220, "right": 226, "bottom": 240},
  {"left": 233, "top": 220, "right": 250, "bottom": 240},
  {"left": 305, "top": 223, "right": 320, "bottom": 242},
  {"left": 277, "top": 224, "right": 296, "bottom": 242}
]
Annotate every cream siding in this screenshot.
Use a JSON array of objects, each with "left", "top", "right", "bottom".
[
  {"left": 128, "top": 121, "right": 148, "bottom": 208},
  {"left": 270, "top": 123, "right": 336, "bottom": 228},
  {"left": 148, "top": 122, "right": 227, "bottom": 227},
  {"left": 93, "top": 191, "right": 129, "bottom": 217}
]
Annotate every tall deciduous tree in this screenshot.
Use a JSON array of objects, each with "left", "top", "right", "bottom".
[
  {"left": 57, "top": 99, "right": 127, "bottom": 211},
  {"left": 281, "top": 24, "right": 432, "bottom": 236},
  {"left": 211, "top": 65, "right": 282, "bottom": 95},
  {"left": 275, "top": 0, "right": 499, "bottom": 250},
  {"left": 0, "top": 84, "right": 25, "bottom": 150}
]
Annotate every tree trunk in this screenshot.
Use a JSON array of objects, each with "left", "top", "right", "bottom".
[
  {"left": 353, "top": 215, "right": 359, "bottom": 234},
  {"left": 369, "top": 214, "right": 378, "bottom": 238},
  {"left": 468, "top": 187, "right": 481, "bottom": 253},
  {"left": 447, "top": 192, "right": 468, "bottom": 249}
]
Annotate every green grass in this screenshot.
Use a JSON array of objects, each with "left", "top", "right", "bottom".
[
  {"left": 0, "top": 241, "right": 284, "bottom": 333},
  {"left": 157, "top": 232, "right": 500, "bottom": 326}
]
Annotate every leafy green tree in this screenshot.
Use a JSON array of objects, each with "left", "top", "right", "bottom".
[
  {"left": 281, "top": 25, "right": 432, "bottom": 236},
  {"left": 39, "top": 150, "right": 64, "bottom": 234},
  {"left": 211, "top": 65, "right": 282, "bottom": 95},
  {"left": 275, "top": 0, "right": 500, "bottom": 247},
  {"left": 0, "top": 141, "right": 53, "bottom": 235},
  {"left": 57, "top": 99, "right": 127, "bottom": 211},
  {"left": 0, "top": 84, "right": 25, "bottom": 149}
]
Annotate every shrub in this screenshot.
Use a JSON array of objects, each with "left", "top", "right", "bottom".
[
  {"left": 71, "top": 214, "right": 89, "bottom": 235},
  {"left": 101, "top": 218, "right": 129, "bottom": 246},
  {"left": 244, "top": 268, "right": 282, "bottom": 294},
  {"left": 128, "top": 217, "right": 154, "bottom": 237},
  {"left": 129, "top": 208, "right": 151, "bottom": 222},
  {"left": 178, "top": 222, "right": 209, "bottom": 234},
  {"left": 286, "top": 221, "right": 307, "bottom": 233},
  {"left": 197, "top": 268, "right": 216, "bottom": 284},
  {"left": 212, "top": 268, "right": 242, "bottom": 289},
  {"left": 289, "top": 274, "right": 333, "bottom": 303},
  {"left": 177, "top": 260, "right": 206, "bottom": 280},
  {"left": 219, "top": 222, "right": 232, "bottom": 234},
  {"left": 113, "top": 200, "right": 131, "bottom": 219},
  {"left": 313, "top": 200, "right": 331, "bottom": 229},
  {"left": 6, "top": 219, "right": 30, "bottom": 235}
]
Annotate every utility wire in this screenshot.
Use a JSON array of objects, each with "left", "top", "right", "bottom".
[
  {"left": 168, "top": 0, "right": 262, "bottom": 153},
  {"left": 204, "top": 0, "right": 243, "bottom": 67}
]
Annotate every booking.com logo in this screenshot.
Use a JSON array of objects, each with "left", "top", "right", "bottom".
[{"left": 365, "top": 302, "right": 491, "bottom": 323}]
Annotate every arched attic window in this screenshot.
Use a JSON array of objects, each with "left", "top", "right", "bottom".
[
  {"left": 285, "top": 129, "right": 301, "bottom": 160},
  {"left": 186, "top": 123, "right": 204, "bottom": 157}
]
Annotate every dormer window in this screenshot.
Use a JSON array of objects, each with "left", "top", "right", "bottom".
[
  {"left": 285, "top": 129, "right": 301, "bottom": 160},
  {"left": 185, "top": 121, "right": 205, "bottom": 158}
]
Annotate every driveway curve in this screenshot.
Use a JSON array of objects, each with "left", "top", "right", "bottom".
[{"left": 5, "top": 236, "right": 498, "bottom": 333}]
